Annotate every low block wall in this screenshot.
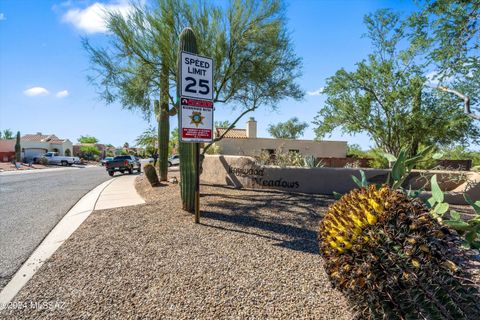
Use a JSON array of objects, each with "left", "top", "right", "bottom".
[{"left": 201, "top": 155, "right": 480, "bottom": 205}]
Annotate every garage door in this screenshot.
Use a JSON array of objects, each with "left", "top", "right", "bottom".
[{"left": 24, "top": 148, "right": 47, "bottom": 161}]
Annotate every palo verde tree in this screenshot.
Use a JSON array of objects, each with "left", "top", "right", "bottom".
[
  {"left": 84, "top": 0, "right": 303, "bottom": 208},
  {"left": 84, "top": 1, "right": 169, "bottom": 181},
  {"left": 135, "top": 125, "right": 157, "bottom": 156},
  {"left": 268, "top": 117, "right": 308, "bottom": 139},
  {"left": 78, "top": 135, "right": 99, "bottom": 144},
  {"left": 313, "top": 9, "right": 479, "bottom": 156},
  {"left": 80, "top": 145, "right": 101, "bottom": 160},
  {"left": 409, "top": 0, "right": 480, "bottom": 121},
  {"left": 84, "top": 0, "right": 302, "bottom": 148},
  {"left": 83, "top": 0, "right": 220, "bottom": 181}
]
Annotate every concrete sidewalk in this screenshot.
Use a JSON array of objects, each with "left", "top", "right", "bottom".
[
  {"left": 0, "top": 173, "right": 145, "bottom": 309},
  {"left": 95, "top": 174, "right": 145, "bottom": 210}
]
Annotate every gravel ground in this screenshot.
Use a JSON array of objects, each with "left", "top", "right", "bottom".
[
  {"left": 1, "top": 175, "right": 352, "bottom": 319},
  {"left": 0, "top": 162, "right": 49, "bottom": 172}
]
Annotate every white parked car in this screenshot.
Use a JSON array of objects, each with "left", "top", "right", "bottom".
[
  {"left": 168, "top": 155, "right": 180, "bottom": 167},
  {"left": 36, "top": 152, "right": 81, "bottom": 166}
]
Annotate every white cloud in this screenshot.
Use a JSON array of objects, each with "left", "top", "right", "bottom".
[
  {"left": 56, "top": 90, "right": 69, "bottom": 98},
  {"left": 23, "top": 87, "right": 50, "bottom": 97},
  {"left": 307, "top": 87, "right": 324, "bottom": 96},
  {"left": 61, "top": 1, "right": 135, "bottom": 34},
  {"left": 0, "top": 13, "right": 6, "bottom": 21}
]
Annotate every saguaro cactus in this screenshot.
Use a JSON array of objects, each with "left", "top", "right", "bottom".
[
  {"left": 158, "top": 61, "right": 170, "bottom": 181},
  {"left": 177, "top": 28, "right": 198, "bottom": 212},
  {"left": 15, "top": 131, "right": 21, "bottom": 162}
]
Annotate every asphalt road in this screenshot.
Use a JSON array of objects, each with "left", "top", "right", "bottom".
[{"left": 0, "top": 166, "right": 112, "bottom": 291}]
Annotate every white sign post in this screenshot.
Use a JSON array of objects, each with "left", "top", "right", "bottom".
[{"left": 179, "top": 51, "right": 214, "bottom": 143}]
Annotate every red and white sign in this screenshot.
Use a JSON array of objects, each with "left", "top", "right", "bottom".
[{"left": 180, "top": 100, "right": 214, "bottom": 143}]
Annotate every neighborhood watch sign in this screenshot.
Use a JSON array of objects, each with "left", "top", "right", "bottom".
[{"left": 179, "top": 51, "right": 214, "bottom": 143}]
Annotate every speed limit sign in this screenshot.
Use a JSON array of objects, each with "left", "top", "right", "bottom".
[{"left": 180, "top": 51, "right": 214, "bottom": 101}]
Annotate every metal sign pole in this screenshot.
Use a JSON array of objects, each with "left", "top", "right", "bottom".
[{"left": 195, "top": 143, "right": 200, "bottom": 223}]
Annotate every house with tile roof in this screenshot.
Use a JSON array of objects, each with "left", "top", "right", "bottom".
[
  {"left": 214, "top": 117, "right": 347, "bottom": 158},
  {"left": 21, "top": 132, "right": 73, "bottom": 161},
  {"left": 0, "top": 139, "right": 16, "bottom": 162}
]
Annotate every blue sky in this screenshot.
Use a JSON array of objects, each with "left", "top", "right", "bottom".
[{"left": 0, "top": 0, "right": 418, "bottom": 149}]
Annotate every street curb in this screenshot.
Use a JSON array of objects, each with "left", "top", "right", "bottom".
[
  {"left": 0, "top": 178, "right": 115, "bottom": 310},
  {"left": 0, "top": 165, "right": 100, "bottom": 176}
]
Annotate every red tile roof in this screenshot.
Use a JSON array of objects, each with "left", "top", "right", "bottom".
[
  {"left": 21, "top": 134, "right": 60, "bottom": 142},
  {"left": 215, "top": 128, "right": 247, "bottom": 139},
  {"left": 0, "top": 139, "right": 15, "bottom": 152},
  {"left": 49, "top": 139, "right": 66, "bottom": 144}
]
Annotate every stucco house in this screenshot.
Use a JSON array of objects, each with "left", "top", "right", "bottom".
[
  {"left": 21, "top": 133, "right": 73, "bottom": 161},
  {"left": 214, "top": 118, "right": 347, "bottom": 158},
  {"left": 0, "top": 139, "right": 16, "bottom": 162}
]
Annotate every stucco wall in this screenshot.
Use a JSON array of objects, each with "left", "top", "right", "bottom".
[
  {"left": 52, "top": 139, "right": 73, "bottom": 156},
  {"left": 215, "top": 138, "right": 347, "bottom": 158},
  {"left": 21, "top": 140, "right": 73, "bottom": 158},
  {"left": 201, "top": 155, "right": 480, "bottom": 205}
]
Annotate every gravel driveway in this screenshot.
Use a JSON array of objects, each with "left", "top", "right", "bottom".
[{"left": 1, "top": 176, "right": 352, "bottom": 319}]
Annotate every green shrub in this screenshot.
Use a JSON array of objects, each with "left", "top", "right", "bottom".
[
  {"left": 304, "top": 155, "right": 324, "bottom": 168},
  {"left": 319, "top": 185, "right": 480, "bottom": 319},
  {"left": 144, "top": 164, "right": 160, "bottom": 187},
  {"left": 204, "top": 143, "right": 221, "bottom": 155},
  {"left": 36, "top": 157, "right": 48, "bottom": 165}
]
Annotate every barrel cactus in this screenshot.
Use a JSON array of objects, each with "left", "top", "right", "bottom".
[
  {"left": 319, "top": 185, "right": 480, "bottom": 319},
  {"left": 143, "top": 164, "right": 160, "bottom": 187}
]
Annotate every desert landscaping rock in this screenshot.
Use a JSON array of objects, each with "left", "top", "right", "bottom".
[{"left": 1, "top": 175, "right": 352, "bottom": 319}]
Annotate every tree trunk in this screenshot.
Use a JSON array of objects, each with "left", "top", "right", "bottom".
[
  {"left": 158, "top": 62, "right": 170, "bottom": 181},
  {"left": 409, "top": 77, "right": 422, "bottom": 158},
  {"left": 177, "top": 28, "right": 198, "bottom": 213}
]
